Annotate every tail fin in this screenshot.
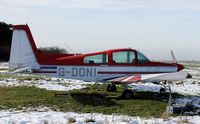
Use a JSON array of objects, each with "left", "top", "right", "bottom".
[{"left": 9, "top": 25, "right": 38, "bottom": 69}]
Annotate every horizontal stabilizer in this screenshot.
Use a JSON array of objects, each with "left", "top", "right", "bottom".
[{"left": 11, "top": 67, "right": 32, "bottom": 74}]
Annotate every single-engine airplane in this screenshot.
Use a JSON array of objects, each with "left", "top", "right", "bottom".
[{"left": 9, "top": 24, "right": 191, "bottom": 99}]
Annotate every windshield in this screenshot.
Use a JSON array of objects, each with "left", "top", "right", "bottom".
[{"left": 137, "top": 51, "right": 150, "bottom": 64}]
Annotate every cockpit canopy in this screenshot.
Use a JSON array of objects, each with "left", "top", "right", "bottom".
[
  {"left": 112, "top": 50, "right": 150, "bottom": 64},
  {"left": 83, "top": 49, "right": 150, "bottom": 64}
]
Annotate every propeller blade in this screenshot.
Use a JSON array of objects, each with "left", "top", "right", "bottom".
[{"left": 171, "top": 50, "right": 177, "bottom": 63}]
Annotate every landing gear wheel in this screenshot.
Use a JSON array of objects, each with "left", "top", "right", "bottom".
[
  {"left": 107, "top": 84, "right": 117, "bottom": 92},
  {"left": 159, "top": 88, "right": 166, "bottom": 95},
  {"left": 122, "top": 90, "right": 134, "bottom": 99}
]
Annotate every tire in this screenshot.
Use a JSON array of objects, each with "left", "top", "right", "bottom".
[
  {"left": 107, "top": 84, "right": 117, "bottom": 92},
  {"left": 122, "top": 90, "right": 134, "bottom": 99}
]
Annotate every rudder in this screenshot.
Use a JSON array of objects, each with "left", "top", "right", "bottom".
[{"left": 9, "top": 25, "right": 38, "bottom": 69}]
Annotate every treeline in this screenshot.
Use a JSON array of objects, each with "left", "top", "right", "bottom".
[
  {"left": 0, "top": 22, "right": 13, "bottom": 61},
  {"left": 38, "top": 46, "right": 68, "bottom": 54},
  {"left": 0, "top": 21, "right": 68, "bottom": 62}
]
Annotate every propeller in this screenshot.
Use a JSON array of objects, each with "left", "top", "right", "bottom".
[
  {"left": 170, "top": 50, "right": 185, "bottom": 71},
  {"left": 170, "top": 50, "right": 177, "bottom": 63}
]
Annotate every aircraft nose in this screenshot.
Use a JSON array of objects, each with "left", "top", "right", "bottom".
[{"left": 177, "top": 64, "right": 185, "bottom": 71}]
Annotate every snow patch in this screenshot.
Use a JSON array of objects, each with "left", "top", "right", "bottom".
[
  {"left": 175, "top": 97, "right": 200, "bottom": 109},
  {"left": 129, "top": 82, "right": 163, "bottom": 92},
  {"left": 171, "top": 79, "right": 200, "bottom": 96},
  {"left": 0, "top": 110, "right": 200, "bottom": 124},
  {"left": 0, "top": 76, "right": 94, "bottom": 91},
  {"left": 0, "top": 62, "right": 8, "bottom": 69}
]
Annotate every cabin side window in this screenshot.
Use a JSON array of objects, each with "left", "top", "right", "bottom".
[
  {"left": 83, "top": 54, "right": 108, "bottom": 64},
  {"left": 137, "top": 51, "right": 150, "bottom": 64},
  {"left": 112, "top": 51, "right": 136, "bottom": 64}
]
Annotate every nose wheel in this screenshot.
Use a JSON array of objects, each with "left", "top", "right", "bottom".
[{"left": 107, "top": 84, "right": 117, "bottom": 92}]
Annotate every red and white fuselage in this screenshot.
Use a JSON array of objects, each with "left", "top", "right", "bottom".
[{"left": 9, "top": 25, "right": 187, "bottom": 83}]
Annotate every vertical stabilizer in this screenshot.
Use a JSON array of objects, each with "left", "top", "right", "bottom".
[{"left": 9, "top": 26, "right": 38, "bottom": 69}]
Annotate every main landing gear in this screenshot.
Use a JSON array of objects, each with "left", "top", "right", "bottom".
[
  {"left": 122, "top": 89, "right": 134, "bottom": 99},
  {"left": 121, "top": 84, "right": 134, "bottom": 99},
  {"left": 107, "top": 83, "right": 134, "bottom": 99}
]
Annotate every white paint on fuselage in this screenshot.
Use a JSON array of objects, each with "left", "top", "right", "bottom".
[{"left": 36, "top": 65, "right": 177, "bottom": 82}]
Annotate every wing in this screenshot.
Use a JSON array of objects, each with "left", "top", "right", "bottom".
[
  {"left": 105, "top": 71, "right": 190, "bottom": 84},
  {"left": 107, "top": 75, "right": 141, "bottom": 84}
]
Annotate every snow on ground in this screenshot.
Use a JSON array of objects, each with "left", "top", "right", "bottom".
[
  {"left": 0, "top": 109, "right": 200, "bottom": 124},
  {"left": 0, "top": 62, "right": 8, "bottom": 69},
  {"left": 0, "top": 62, "right": 9, "bottom": 73},
  {"left": 169, "top": 67, "right": 200, "bottom": 96},
  {"left": 170, "top": 79, "right": 200, "bottom": 96},
  {"left": 129, "top": 82, "right": 163, "bottom": 93},
  {"left": 175, "top": 96, "right": 200, "bottom": 109},
  {"left": 0, "top": 77, "right": 94, "bottom": 91}
]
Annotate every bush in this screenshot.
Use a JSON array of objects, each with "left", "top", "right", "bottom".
[{"left": 38, "top": 46, "right": 68, "bottom": 54}]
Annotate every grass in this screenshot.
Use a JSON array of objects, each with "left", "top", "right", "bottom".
[
  {"left": 183, "top": 63, "right": 200, "bottom": 69},
  {"left": 0, "top": 73, "right": 44, "bottom": 80},
  {"left": 0, "top": 68, "right": 8, "bottom": 71},
  {"left": 0, "top": 84, "right": 181, "bottom": 117}
]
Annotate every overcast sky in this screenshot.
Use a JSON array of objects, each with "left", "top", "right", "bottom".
[{"left": 1, "top": 0, "right": 200, "bottom": 60}]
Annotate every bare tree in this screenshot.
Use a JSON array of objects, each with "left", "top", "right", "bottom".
[
  {"left": 38, "top": 46, "right": 68, "bottom": 54},
  {"left": 0, "top": 22, "right": 69, "bottom": 62}
]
